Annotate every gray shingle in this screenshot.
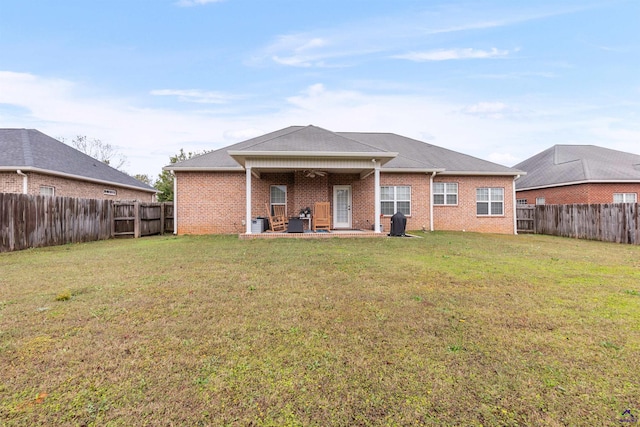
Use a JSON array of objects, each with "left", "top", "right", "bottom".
[
  {"left": 515, "top": 145, "right": 640, "bottom": 190},
  {"left": 169, "top": 125, "right": 520, "bottom": 174},
  {"left": 0, "top": 129, "right": 155, "bottom": 191}
]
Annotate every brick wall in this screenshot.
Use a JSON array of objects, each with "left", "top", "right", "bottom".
[
  {"left": 517, "top": 183, "right": 640, "bottom": 205},
  {"left": 0, "top": 171, "right": 154, "bottom": 201},
  {"left": 0, "top": 172, "right": 22, "bottom": 193},
  {"left": 176, "top": 171, "right": 516, "bottom": 235},
  {"left": 433, "top": 175, "right": 515, "bottom": 234}
]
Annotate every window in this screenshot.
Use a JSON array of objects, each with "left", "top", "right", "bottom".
[
  {"left": 270, "top": 185, "right": 287, "bottom": 215},
  {"left": 104, "top": 189, "right": 117, "bottom": 196},
  {"left": 381, "top": 186, "right": 411, "bottom": 216},
  {"left": 433, "top": 182, "right": 458, "bottom": 205},
  {"left": 536, "top": 197, "right": 546, "bottom": 205},
  {"left": 40, "top": 186, "right": 55, "bottom": 196},
  {"left": 613, "top": 193, "right": 637, "bottom": 203},
  {"left": 516, "top": 199, "right": 528, "bottom": 206},
  {"left": 476, "top": 188, "right": 504, "bottom": 216}
]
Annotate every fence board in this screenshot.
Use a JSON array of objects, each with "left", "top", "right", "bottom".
[
  {"left": 0, "top": 193, "right": 113, "bottom": 252},
  {"left": 533, "top": 203, "right": 639, "bottom": 245}
]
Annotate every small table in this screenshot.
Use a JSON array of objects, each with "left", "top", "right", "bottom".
[{"left": 299, "top": 216, "right": 312, "bottom": 230}]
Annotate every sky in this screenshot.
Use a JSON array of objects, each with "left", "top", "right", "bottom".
[{"left": 1, "top": 0, "right": 639, "bottom": 179}]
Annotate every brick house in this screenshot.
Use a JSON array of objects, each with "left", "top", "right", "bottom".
[
  {"left": 0, "top": 129, "right": 156, "bottom": 201},
  {"left": 515, "top": 145, "right": 640, "bottom": 205},
  {"left": 166, "top": 125, "right": 523, "bottom": 235}
]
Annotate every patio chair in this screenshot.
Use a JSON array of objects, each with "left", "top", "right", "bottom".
[
  {"left": 265, "top": 203, "right": 287, "bottom": 232},
  {"left": 312, "top": 202, "right": 331, "bottom": 232}
]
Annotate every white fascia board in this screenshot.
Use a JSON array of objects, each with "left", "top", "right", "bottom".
[
  {"left": 382, "top": 168, "right": 446, "bottom": 173},
  {"left": 228, "top": 150, "right": 398, "bottom": 167},
  {"left": 0, "top": 166, "right": 157, "bottom": 193},
  {"left": 163, "top": 166, "right": 243, "bottom": 172},
  {"left": 437, "top": 170, "right": 525, "bottom": 177},
  {"left": 517, "top": 179, "right": 640, "bottom": 191}
]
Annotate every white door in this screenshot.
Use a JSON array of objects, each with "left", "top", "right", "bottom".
[{"left": 333, "top": 185, "right": 352, "bottom": 229}]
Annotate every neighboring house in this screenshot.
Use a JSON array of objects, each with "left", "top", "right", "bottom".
[
  {"left": 166, "top": 125, "right": 523, "bottom": 235},
  {"left": 515, "top": 145, "right": 640, "bottom": 205},
  {"left": 0, "top": 129, "right": 156, "bottom": 201}
]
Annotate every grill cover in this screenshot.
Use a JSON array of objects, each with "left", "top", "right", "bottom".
[{"left": 390, "top": 212, "right": 407, "bottom": 236}]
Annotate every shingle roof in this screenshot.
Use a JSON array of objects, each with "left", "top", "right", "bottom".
[
  {"left": 514, "top": 145, "right": 640, "bottom": 190},
  {"left": 168, "top": 125, "right": 520, "bottom": 175},
  {"left": 0, "top": 129, "right": 155, "bottom": 192}
]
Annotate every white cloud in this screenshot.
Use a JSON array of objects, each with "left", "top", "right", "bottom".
[
  {"left": 460, "top": 102, "right": 521, "bottom": 119},
  {"left": 3, "top": 71, "right": 640, "bottom": 179},
  {"left": 150, "top": 89, "right": 239, "bottom": 104},
  {"left": 175, "top": 0, "right": 224, "bottom": 7},
  {"left": 394, "top": 47, "right": 511, "bottom": 62}
]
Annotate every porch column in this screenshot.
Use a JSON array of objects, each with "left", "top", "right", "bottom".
[
  {"left": 430, "top": 172, "right": 436, "bottom": 232},
  {"left": 374, "top": 160, "right": 381, "bottom": 233},
  {"left": 245, "top": 167, "right": 252, "bottom": 234}
]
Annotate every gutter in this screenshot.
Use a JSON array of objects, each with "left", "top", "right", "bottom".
[
  {"left": 0, "top": 166, "right": 156, "bottom": 194},
  {"left": 513, "top": 175, "right": 520, "bottom": 235},
  {"left": 429, "top": 171, "right": 436, "bottom": 232},
  {"left": 171, "top": 170, "right": 177, "bottom": 235},
  {"left": 16, "top": 170, "right": 28, "bottom": 194}
]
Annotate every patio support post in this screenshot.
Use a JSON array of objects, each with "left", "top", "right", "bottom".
[
  {"left": 245, "top": 167, "right": 252, "bottom": 234},
  {"left": 512, "top": 175, "right": 519, "bottom": 235},
  {"left": 374, "top": 160, "right": 381, "bottom": 233},
  {"left": 430, "top": 171, "right": 436, "bottom": 232}
]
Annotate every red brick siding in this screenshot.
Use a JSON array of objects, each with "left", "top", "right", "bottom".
[
  {"left": 434, "top": 175, "right": 515, "bottom": 234},
  {"left": 0, "top": 171, "right": 154, "bottom": 201},
  {"left": 0, "top": 172, "right": 22, "bottom": 193},
  {"left": 176, "top": 171, "right": 516, "bottom": 235},
  {"left": 517, "top": 183, "right": 640, "bottom": 205}
]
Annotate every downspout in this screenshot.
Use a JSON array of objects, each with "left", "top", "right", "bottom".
[
  {"left": 429, "top": 171, "right": 436, "bottom": 232},
  {"left": 171, "top": 170, "right": 177, "bottom": 235},
  {"left": 16, "top": 170, "right": 28, "bottom": 194},
  {"left": 513, "top": 175, "right": 520, "bottom": 235}
]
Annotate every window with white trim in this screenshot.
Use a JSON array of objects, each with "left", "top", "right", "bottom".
[
  {"left": 270, "top": 185, "right": 287, "bottom": 215},
  {"left": 613, "top": 193, "right": 637, "bottom": 203},
  {"left": 381, "top": 186, "right": 411, "bottom": 216},
  {"left": 104, "top": 189, "right": 117, "bottom": 196},
  {"left": 40, "top": 186, "right": 55, "bottom": 196},
  {"left": 536, "top": 197, "right": 546, "bottom": 205},
  {"left": 476, "top": 188, "right": 504, "bottom": 216},
  {"left": 433, "top": 182, "right": 458, "bottom": 205},
  {"left": 516, "top": 199, "right": 528, "bottom": 206}
]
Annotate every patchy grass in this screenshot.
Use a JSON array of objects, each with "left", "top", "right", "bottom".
[{"left": 1, "top": 232, "right": 639, "bottom": 426}]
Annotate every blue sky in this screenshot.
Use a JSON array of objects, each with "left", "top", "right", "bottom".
[{"left": 1, "top": 0, "right": 639, "bottom": 178}]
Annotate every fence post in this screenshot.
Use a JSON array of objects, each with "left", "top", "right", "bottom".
[
  {"left": 160, "top": 202, "right": 166, "bottom": 235},
  {"left": 134, "top": 201, "right": 141, "bottom": 238}
]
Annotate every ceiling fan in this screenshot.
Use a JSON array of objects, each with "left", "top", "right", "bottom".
[{"left": 303, "top": 169, "right": 327, "bottom": 178}]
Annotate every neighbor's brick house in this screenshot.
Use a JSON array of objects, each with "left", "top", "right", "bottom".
[
  {"left": 167, "top": 126, "right": 522, "bottom": 235},
  {"left": 515, "top": 145, "right": 640, "bottom": 205},
  {"left": 0, "top": 129, "right": 156, "bottom": 201}
]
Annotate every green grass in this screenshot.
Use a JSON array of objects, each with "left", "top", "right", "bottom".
[{"left": 1, "top": 232, "right": 639, "bottom": 426}]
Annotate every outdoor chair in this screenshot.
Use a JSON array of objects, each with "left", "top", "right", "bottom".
[
  {"left": 312, "top": 202, "right": 331, "bottom": 232},
  {"left": 265, "top": 203, "right": 287, "bottom": 232}
]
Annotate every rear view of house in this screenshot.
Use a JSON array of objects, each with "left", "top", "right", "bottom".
[
  {"left": 0, "top": 129, "right": 156, "bottom": 201},
  {"left": 515, "top": 145, "right": 640, "bottom": 205},
  {"left": 166, "top": 125, "right": 523, "bottom": 235}
]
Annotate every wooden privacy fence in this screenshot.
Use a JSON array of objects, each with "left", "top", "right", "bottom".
[
  {"left": 113, "top": 202, "right": 174, "bottom": 238},
  {"left": 518, "top": 203, "right": 640, "bottom": 244},
  {"left": 1, "top": 193, "right": 174, "bottom": 252}
]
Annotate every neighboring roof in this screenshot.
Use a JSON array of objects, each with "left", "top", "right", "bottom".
[
  {"left": 167, "top": 125, "right": 521, "bottom": 176},
  {"left": 0, "top": 129, "right": 155, "bottom": 192},
  {"left": 515, "top": 145, "right": 640, "bottom": 190}
]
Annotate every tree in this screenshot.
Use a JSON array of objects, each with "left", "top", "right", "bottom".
[
  {"left": 65, "top": 135, "right": 128, "bottom": 171},
  {"left": 155, "top": 149, "right": 208, "bottom": 202},
  {"left": 133, "top": 174, "right": 153, "bottom": 186}
]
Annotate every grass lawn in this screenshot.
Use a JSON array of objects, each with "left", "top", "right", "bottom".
[{"left": 1, "top": 232, "right": 639, "bottom": 426}]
